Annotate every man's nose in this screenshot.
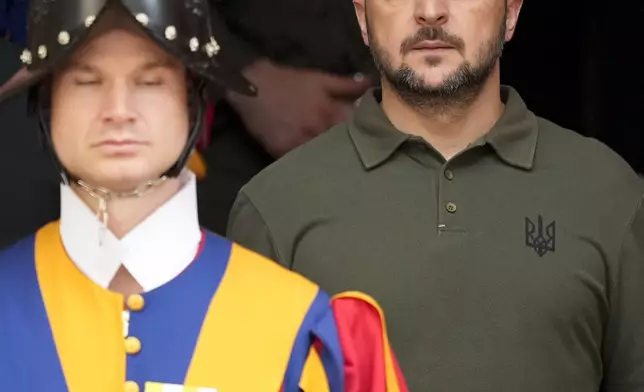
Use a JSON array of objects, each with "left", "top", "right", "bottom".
[
  {"left": 414, "top": 0, "right": 449, "bottom": 27},
  {"left": 101, "top": 82, "right": 136, "bottom": 125}
]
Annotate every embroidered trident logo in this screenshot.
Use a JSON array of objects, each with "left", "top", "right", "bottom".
[{"left": 525, "top": 215, "right": 555, "bottom": 257}]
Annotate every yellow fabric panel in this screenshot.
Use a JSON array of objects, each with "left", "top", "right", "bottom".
[
  {"left": 187, "top": 152, "right": 207, "bottom": 179},
  {"left": 145, "top": 382, "right": 212, "bottom": 392},
  {"left": 35, "top": 222, "right": 125, "bottom": 392},
  {"left": 298, "top": 347, "right": 330, "bottom": 392},
  {"left": 144, "top": 382, "right": 164, "bottom": 392},
  {"left": 185, "top": 244, "right": 320, "bottom": 391}
]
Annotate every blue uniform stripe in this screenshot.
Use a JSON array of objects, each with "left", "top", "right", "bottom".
[
  {"left": 311, "top": 303, "right": 344, "bottom": 392},
  {"left": 126, "top": 231, "right": 232, "bottom": 386},
  {"left": 282, "top": 289, "right": 345, "bottom": 391},
  {"left": 0, "top": 234, "right": 68, "bottom": 391}
]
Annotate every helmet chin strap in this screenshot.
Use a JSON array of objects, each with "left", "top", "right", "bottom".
[
  {"left": 76, "top": 175, "right": 169, "bottom": 224},
  {"left": 74, "top": 175, "right": 170, "bottom": 245}
]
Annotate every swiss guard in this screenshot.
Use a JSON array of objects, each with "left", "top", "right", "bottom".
[{"left": 0, "top": 1, "right": 409, "bottom": 391}]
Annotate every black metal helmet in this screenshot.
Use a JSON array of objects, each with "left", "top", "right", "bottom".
[{"left": 0, "top": 0, "right": 256, "bottom": 184}]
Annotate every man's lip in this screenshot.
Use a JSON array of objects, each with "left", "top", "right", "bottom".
[
  {"left": 94, "top": 140, "right": 144, "bottom": 147},
  {"left": 412, "top": 41, "right": 455, "bottom": 50}
]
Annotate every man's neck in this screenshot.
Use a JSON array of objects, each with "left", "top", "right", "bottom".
[
  {"left": 72, "top": 177, "right": 183, "bottom": 239},
  {"left": 381, "top": 70, "right": 504, "bottom": 160}
]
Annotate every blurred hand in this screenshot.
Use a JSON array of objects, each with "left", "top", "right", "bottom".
[{"left": 227, "top": 59, "right": 372, "bottom": 158}]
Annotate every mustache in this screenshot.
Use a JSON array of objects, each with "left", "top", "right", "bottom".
[{"left": 400, "top": 27, "right": 465, "bottom": 54}]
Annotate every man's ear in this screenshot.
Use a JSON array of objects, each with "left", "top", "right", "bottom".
[
  {"left": 353, "top": 0, "right": 369, "bottom": 46},
  {"left": 505, "top": 0, "right": 523, "bottom": 42}
]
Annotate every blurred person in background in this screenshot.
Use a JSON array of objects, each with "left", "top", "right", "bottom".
[{"left": 197, "top": 0, "right": 375, "bottom": 233}]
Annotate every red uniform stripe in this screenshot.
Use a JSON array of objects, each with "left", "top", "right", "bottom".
[
  {"left": 197, "top": 103, "right": 215, "bottom": 151},
  {"left": 331, "top": 293, "right": 409, "bottom": 392}
]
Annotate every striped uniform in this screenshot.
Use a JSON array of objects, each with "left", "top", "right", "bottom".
[{"left": 0, "top": 222, "right": 407, "bottom": 391}]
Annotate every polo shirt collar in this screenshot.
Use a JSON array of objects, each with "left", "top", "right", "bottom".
[
  {"left": 349, "top": 86, "right": 538, "bottom": 170},
  {"left": 349, "top": 89, "right": 410, "bottom": 169}
]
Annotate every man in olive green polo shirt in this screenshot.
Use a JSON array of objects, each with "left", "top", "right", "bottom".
[{"left": 227, "top": 0, "right": 644, "bottom": 390}]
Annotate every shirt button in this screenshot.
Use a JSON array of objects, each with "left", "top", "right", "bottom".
[
  {"left": 125, "top": 336, "right": 141, "bottom": 355},
  {"left": 126, "top": 294, "right": 145, "bottom": 312},
  {"left": 444, "top": 169, "right": 454, "bottom": 180},
  {"left": 124, "top": 381, "right": 139, "bottom": 392},
  {"left": 445, "top": 202, "right": 457, "bottom": 213}
]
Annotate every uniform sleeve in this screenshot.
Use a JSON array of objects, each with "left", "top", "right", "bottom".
[
  {"left": 329, "top": 292, "right": 409, "bottom": 392},
  {"left": 281, "top": 290, "right": 344, "bottom": 392},
  {"left": 286, "top": 291, "right": 409, "bottom": 392},
  {"left": 226, "top": 191, "right": 282, "bottom": 264},
  {"left": 602, "top": 198, "right": 644, "bottom": 391}
]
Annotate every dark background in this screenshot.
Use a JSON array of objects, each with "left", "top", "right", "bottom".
[
  {"left": 501, "top": 1, "right": 644, "bottom": 172},
  {"left": 0, "top": 40, "right": 60, "bottom": 248}
]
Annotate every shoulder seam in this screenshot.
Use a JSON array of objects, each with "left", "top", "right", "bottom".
[
  {"left": 238, "top": 189, "right": 288, "bottom": 267},
  {"left": 611, "top": 192, "right": 644, "bottom": 295}
]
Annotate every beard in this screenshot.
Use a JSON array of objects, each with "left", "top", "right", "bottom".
[{"left": 367, "top": 17, "right": 506, "bottom": 114}]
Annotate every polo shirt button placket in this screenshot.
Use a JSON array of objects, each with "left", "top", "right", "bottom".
[
  {"left": 439, "top": 164, "right": 459, "bottom": 232},
  {"left": 444, "top": 169, "right": 454, "bottom": 181}
]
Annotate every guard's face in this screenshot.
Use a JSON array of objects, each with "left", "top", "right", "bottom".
[
  {"left": 50, "top": 26, "right": 189, "bottom": 192},
  {"left": 353, "top": 0, "right": 522, "bottom": 104}
]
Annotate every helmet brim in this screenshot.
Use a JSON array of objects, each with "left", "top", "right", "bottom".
[
  {"left": 0, "top": 68, "right": 46, "bottom": 104},
  {"left": 0, "top": 0, "right": 257, "bottom": 105}
]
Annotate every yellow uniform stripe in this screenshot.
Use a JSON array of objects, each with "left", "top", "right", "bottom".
[
  {"left": 187, "top": 152, "right": 207, "bottom": 179},
  {"left": 298, "top": 347, "right": 330, "bottom": 392},
  {"left": 185, "top": 244, "right": 320, "bottom": 391},
  {"left": 144, "top": 382, "right": 164, "bottom": 392},
  {"left": 145, "top": 382, "right": 218, "bottom": 391},
  {"left": 35, "top": 222, "right": 125, "bottom": 392}
]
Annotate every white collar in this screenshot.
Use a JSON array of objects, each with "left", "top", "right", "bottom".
[{"left": 59, "top": 171, "right": 202, "bottom": 292}]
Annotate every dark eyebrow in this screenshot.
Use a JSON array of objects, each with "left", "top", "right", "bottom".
[
  {"left": 65, "top": 62, "right": 99, "bottom": 73},
  {"left": 64, "top": 58, "right": 180, "bottom": 73},
  {"left": 139, "top": 58, "right": 182, "bottom": 72}
]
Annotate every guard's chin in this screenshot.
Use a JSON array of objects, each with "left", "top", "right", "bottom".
[{"left": 74, "top": 163, "right": 159, "bottom": 192}]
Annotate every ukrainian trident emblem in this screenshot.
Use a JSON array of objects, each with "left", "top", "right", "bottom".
[{"left": 525, "top": 215, "right": 555, "bottom": 257}]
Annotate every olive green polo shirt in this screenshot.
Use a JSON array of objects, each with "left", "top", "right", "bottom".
[{"left": 227, "top": 87, "right": 644, "bottom": 391}]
